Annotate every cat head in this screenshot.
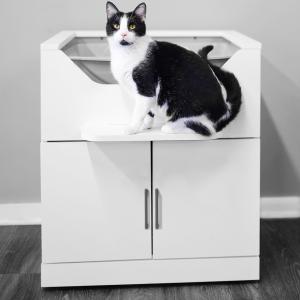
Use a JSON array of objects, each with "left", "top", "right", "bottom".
[{"left": 106, "top": 2, "right": 147, "bottom": 46}]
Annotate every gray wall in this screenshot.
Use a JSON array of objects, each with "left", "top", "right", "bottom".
[{"left": 0, "top": 0, "right": 299, "bottom": 203}]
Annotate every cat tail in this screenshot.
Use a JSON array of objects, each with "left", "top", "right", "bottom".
[
  {"left": 198, "top": 45, "right": 214, "bottom": 60},
  {"left": 209, "top": 63, "right": 242, "bottom": 132},
  {"left": 197, "top": 45, "right": 242, "bottom": 132}
]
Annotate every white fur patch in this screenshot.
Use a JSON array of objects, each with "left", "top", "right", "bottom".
[
  {"left": 108, "top": 34, "right": 153, "bottom": 94},
  {"left": 108, "top": 25, "right": 155, "bottom": 134},
  {"left": 209, "top": 65, "right": 227, "bottom": 101},
  {"left": 119, "top": 16, "right": 128, "bottom": 35},
  {"left": 208, "top": 65, "right": 232, "bottom": 124},
  {"left": 161, "top": 115, "right": 216, "bottom": 134}
]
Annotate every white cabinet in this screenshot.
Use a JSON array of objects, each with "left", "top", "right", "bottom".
[
  {"left": 41, "top": 30, "right": 261, "bottom": 287},
  {"left": 41, "top": 142, "right": 151, "bottom": 263},
  {"left": 152, "top": 139, "right": 260, "bottom": 259},
  {"left": 41, "top": 139, "right": 260, "bottom": 286}
]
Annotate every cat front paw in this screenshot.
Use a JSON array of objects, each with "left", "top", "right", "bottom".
[{"left": 141, "top": 114, "right": 154, "bottom": 131}]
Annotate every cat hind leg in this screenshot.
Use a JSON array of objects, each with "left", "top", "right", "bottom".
[
  {"left": 161, "top": 115, "right": 216, "bottom": 136},
  {"left": 161, "top": 119, "right": 194, "bottom": 134}
]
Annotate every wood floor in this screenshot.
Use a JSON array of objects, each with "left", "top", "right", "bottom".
[{"left": 0, "top": 219, "right": 300, "bottom": 300}]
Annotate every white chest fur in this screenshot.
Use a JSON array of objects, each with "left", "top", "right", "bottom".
[{"left": 108, "top": 36, "right": 153, "bottom": 91}]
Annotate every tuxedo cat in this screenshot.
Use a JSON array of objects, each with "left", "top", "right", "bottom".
[{"left": 106, "top": 2, "right": 241, "bottom": 135}]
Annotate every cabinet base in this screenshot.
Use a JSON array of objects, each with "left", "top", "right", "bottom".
[{"left": 41, "top": 256, "right": 259, "bottom": 287}]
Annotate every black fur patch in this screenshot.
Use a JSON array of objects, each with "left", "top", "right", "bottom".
[
  {"left": 126, "top": 13, "right": 146, "bottom": 37},
  {"left": 148, "top": 111, "right": 154, "bottom": 117},
  {"left": 132, "top": 42, "right": 158, "bottom": 97},
  {"left": 185, "top": 121, "right": 211, "bottom": 136},
  {"left": 155, "top": 41, "right": 228, "bottom": 122},
  {"left": 132, "top": 42, "right": 228, "bottom": 119},
  {"left": 106, "top": 12, "right": 124, "bottom": 36},
  {"left": 209, "top": 63, "right": 242, "bottom": 132},
  {"left": 130, "top": 41, "right": 241, "bottom": 134},
  {"left": 198, "top": 45, "right": 214, "bottom": 60},
  {"left": 120, "top": 40, "right": 132, "bottom": 46}
]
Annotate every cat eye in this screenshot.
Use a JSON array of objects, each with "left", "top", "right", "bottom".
[
  {"left": 129, "top": 24, "right": 136, "bottom": 30},
  {"left": 113, "top": 23, "right": 120, "bottom": 29}
]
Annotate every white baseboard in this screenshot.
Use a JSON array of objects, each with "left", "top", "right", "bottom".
[
  {"left": 261, "top": 196, "right": 300, "bottom": 218},
  {"left": 0, "top": 202, "right": 41, "bottom": 225},
  {"left": 0, "top": 197, "right": 298, "bottom": 225}
]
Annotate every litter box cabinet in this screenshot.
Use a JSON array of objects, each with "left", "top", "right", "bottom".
[{"left": 41, "top": 30, "right": 261, "bottom": 287}]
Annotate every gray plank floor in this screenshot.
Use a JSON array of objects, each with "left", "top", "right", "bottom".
[{"left": 0, "top": 220, "right": 300, "bottom": 300}]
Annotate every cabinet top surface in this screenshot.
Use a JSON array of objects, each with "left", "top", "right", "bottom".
[{"left": 79, "top": 124, "right": 259, "bottom": 142}]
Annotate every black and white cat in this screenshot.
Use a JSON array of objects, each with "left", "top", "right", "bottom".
[{"left": 106, "top": 2, "right": 242, "bottom": 135}]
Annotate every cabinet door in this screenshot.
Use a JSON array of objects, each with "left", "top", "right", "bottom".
[
  {"left": 42, "top": 142, "right": 151, "bottom": 263},
  {"left": 153, "top": 139, "right": 260, "bottom": 259}
]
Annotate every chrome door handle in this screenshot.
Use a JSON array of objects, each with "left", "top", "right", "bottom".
[
  {"left": 155, "top": 188, "right": 160, "bottom": 229},
  {"left": 144, "top": 189, "right": 150, "bottom": 229}
]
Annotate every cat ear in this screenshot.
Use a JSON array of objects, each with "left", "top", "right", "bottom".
[
  {"left": 106, "top": 1, "right": 119, "bottom": 19},
  {"left": 133, "top": 3, "right": 146, "bottom": 21}
]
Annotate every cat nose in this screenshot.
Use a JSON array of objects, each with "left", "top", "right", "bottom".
[{"left": 121, "top": 32, "right": 128, "bottom": 37}]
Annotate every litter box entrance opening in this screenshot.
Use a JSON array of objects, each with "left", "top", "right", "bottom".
[{"left": 62, "top": 36, "right": 240, "bottom": 84}]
